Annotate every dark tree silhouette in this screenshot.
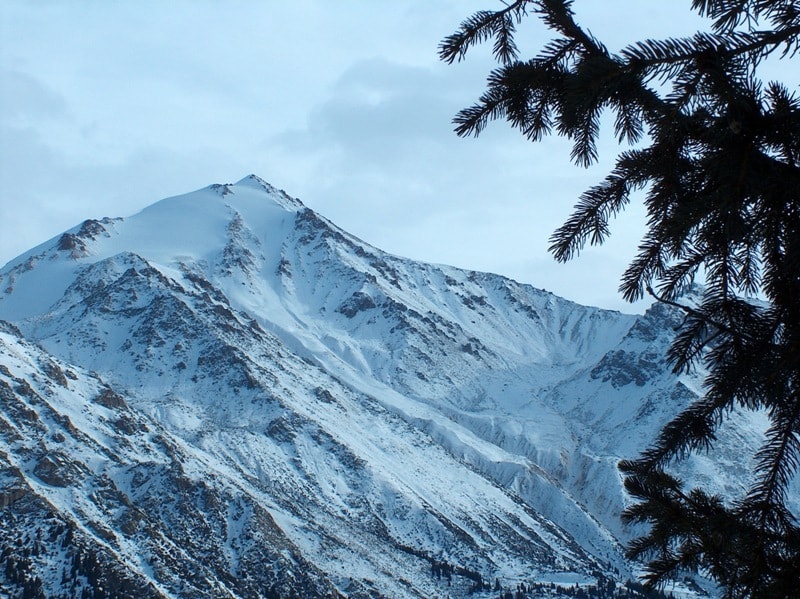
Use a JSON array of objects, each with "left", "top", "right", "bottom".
[{"left": 440, "top": 1, "right": 800, "bottom": 596}]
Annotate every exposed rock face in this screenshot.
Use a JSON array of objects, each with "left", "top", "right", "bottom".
[{"left": 0, "top": 176, "right": 775, "bottom": 597}]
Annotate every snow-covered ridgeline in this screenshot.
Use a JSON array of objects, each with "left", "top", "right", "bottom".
[{"left": 0, "top": 175, "right": 768, "bottom": 597}]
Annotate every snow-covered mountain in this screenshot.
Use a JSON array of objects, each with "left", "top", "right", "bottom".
[{"left": 0, "top": 175, "right": 766, "bottom": 597}]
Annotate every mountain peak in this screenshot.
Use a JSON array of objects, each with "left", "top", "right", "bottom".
[
  {"left": 235, "top": 173, "right": 272, "bottom": 188},
  {"left": 230, "top": 174, "right": 306, "bottom": 211}
]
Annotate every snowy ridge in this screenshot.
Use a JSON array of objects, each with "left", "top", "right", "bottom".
[{"left": 0, "top": 175, "right": 765, "bottom": 597}]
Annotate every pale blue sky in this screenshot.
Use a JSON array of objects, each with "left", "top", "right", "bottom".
[{"left": 0, "top": 1, "right": 727, "bottom": 311}]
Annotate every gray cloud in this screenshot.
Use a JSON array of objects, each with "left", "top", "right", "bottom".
[
  {"left": 258, "top": 56, "right": 650, "bottom": 310},
  {"left": 1, "top": 69, "right": 68, "bottom": 121}
]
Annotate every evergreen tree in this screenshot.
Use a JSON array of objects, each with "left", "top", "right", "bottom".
[{"left": 440, "top": 1, "right": 800, "bottom": 596}]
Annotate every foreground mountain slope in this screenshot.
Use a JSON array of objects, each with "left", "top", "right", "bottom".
[
  {"left": 0, "top": 321, "right": 343, "bottom": 598},
  {"left": 0, "top": 307, "right": 608, "bottom": 597},
  {"left": 0, "top": 175, "right": 769, "bottom": 597}
]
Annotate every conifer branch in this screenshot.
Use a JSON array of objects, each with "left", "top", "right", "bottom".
[{"left": 442, "top": 1, "right": 800, "bottom": 592}]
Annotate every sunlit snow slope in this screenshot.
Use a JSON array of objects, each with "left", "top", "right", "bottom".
[{"left": 0, "top": 175, "right": 768, "bottom": 598}]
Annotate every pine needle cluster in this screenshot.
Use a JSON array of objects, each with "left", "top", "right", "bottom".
[{"left": 440, "top": 1, "right": 800, "bottom": 596}]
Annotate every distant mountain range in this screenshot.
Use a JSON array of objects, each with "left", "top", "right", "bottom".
[{"left": 0, "top": 175, "right": 769, "bottom": 597}]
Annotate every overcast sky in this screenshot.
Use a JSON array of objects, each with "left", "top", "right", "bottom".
[{"left": 1, "top": 1, "right": 723, "bottom": 312}]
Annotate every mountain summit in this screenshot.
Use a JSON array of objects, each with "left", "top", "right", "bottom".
[{"left": 0, "top": 177, "right": 765, "bottom": 597}]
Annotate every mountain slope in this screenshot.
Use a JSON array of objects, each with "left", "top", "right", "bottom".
[
  {"left": 0, "top": 175, "right": 769, "bottom": 597},
  {"left": 0, "top": 321, "right": 342, "bottom": 598}
]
